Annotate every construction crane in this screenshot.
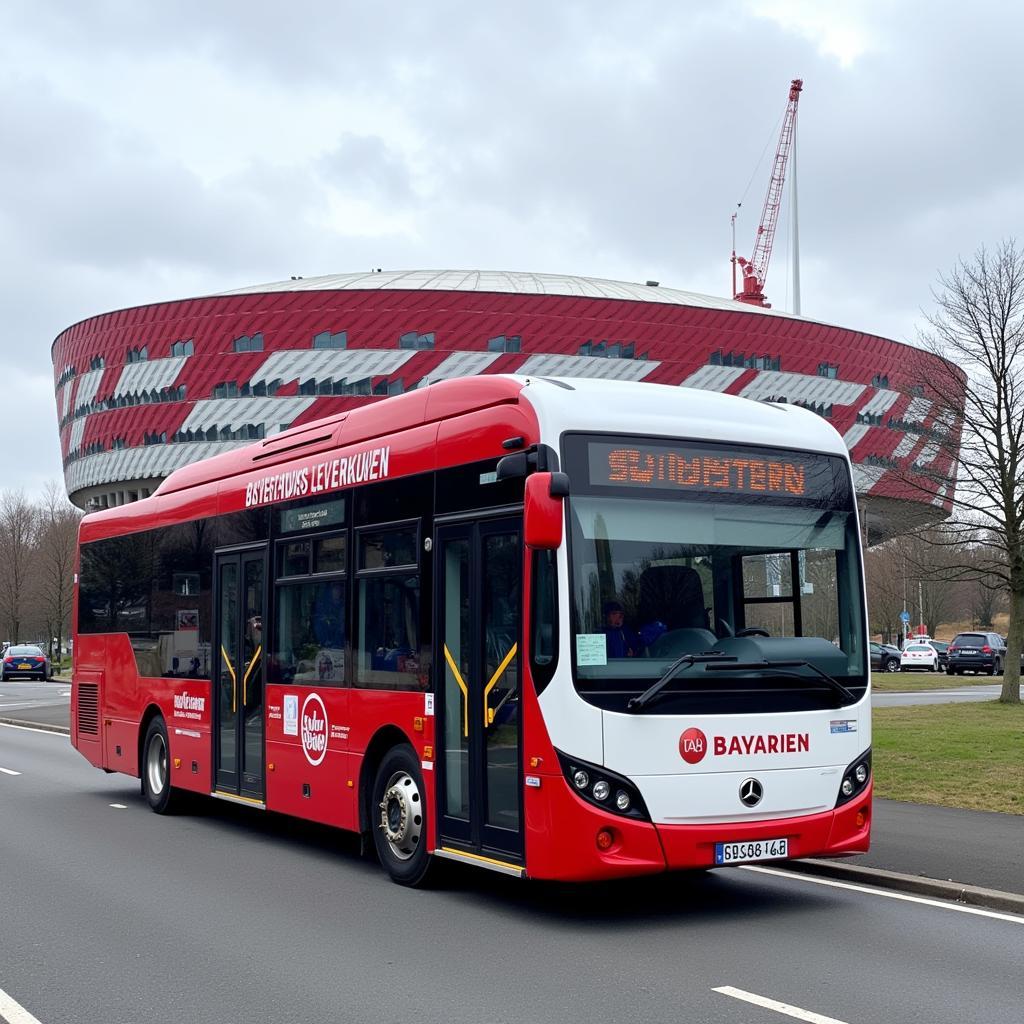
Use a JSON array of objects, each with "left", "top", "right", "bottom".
[{"left": 732, "top": 78, "right": 803, "bottom": 309}]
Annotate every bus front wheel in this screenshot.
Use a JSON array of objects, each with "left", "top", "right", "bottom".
[
  {"left": 141, "top": 716, "right": 179, "bottom": 814},
  {"left": 371, "top": 744, "right": 434, "bottom": 887}
]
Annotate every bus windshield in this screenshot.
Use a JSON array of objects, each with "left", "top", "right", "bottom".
[{"left": 564, "top": 435, "right": 867, "bottom": 711}]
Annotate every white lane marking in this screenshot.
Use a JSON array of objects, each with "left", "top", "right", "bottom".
[
  {"left": 0, "top": 766, "right": 22, "bottom": 776},
  {"left": 743, "top": 865, "right": 1024, "bottom": 925},
  {"left": 713, "top": 986, "right": 849, "bottom": 1024},
  {"left": 0, "top": 985, "right": 46, "bottom": 1024},
  {"left": 0, "top": 723, "right": 66, "bottom": 737},
  {"left": 0, "top": 701, "right": 69, "bottom": 710},
  {"left": 109, "top": 803, "right": 127, "bottom": 809}
]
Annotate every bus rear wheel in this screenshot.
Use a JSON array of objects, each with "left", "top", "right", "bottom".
[
  {"left": 141, "top": 716, "right": 179, "bottom": 814},
  {"left": 371, "top": 744, "right": 433, "bottom": 887}
]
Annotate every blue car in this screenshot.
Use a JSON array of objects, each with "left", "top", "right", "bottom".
[{"left": 0, "top": 644, "right": 52, "bottom": 680}]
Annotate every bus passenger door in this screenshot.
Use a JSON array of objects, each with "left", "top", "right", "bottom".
[
  {"left": 435, "top": 518, "right": 523, "bottom": 863},
  {"left": 213, "top": 547, "right": 267, "bottom": 801}
]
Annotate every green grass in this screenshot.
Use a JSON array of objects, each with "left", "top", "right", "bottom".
[
  {"left": 872, "top": 701, "right": 1024, "bottom": 814},
  {"left": 871, "top": 671, "right": 998, "bottom": 692}
]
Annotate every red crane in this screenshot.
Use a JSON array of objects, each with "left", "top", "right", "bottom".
[{"left": 732, "top": 78, "right": 803, "bottom": 308}]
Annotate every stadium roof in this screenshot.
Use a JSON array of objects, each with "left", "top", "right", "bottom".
[{"left": 214, "top": 269, "right": 789, "bottom": 316}]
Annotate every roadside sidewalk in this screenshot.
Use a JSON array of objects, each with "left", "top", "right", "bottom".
[{"left": 782, "top": 798, "right": 1023, "bottom": 913}]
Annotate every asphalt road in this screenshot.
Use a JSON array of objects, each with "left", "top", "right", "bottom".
[
  {"left": 871, "top": 682, "right": 1019, "bottom": 706},
  {"left": 0, "top": 679, "right": 72, "bottom": 729},
  {"left": 1, "top": 722, "right": 1021, "bottom": 1024}
]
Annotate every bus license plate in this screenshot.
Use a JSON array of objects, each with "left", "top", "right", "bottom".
[{"left": 714, "top": 838, "right": 788, "bottom": 865}]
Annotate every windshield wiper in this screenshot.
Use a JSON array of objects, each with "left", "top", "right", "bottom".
[
  {"left": 705, "top": 659, "right": 857, "bottom": 705},
  {"left": 627, "top": 653, "right": 735, "bottom": 713}
]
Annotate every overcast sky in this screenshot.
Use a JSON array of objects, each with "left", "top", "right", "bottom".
[{"left": 2, "top": 0, "right": 1021, "bottom": 498}]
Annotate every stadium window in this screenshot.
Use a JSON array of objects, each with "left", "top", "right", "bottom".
[
  {"left": 298, "top": 379, "right": 316, "bottom": 396},
  {"left": 170, "top": 340, "right": 194, "bottom": 357},
  {"left": 488, "top": 335, "right": 522, "bottom": 353},
  {"left": 817, "top": 362, "right": 839, "bottom": 379},
  {"left": 213, "top": 381, "right": 240, "bottom": 399},
  {"left": 313, "top": 330, "right": 348, "bottom": 350},
  {"left": 872, "top": 373, "right": 889, "bottom": 389},
  {"left": 399, "top": 331, "right": 435, "bottom": 350},
  {"left": 90, "top": 355, "right": 105, "bottom": 370},
  {"left": 232, "top": 333, "right": 264, "bottom": 353}
]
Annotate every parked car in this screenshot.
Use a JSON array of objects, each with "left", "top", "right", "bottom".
[
  {"left": 869, "top": 641, "right": 902, "bottom": 673},
  {"left": 901, "top": 634, "right": 932, "bottom": 649},
  {"left": 929, "top": 639, "right": 950, "bottom": 671},
  {"left": 0, "top": 644, "right": 52, "bottom": 680},
  {"left": 946, "top": 631, "right": 1007, "bottom": 676},
  {"left": 900, "top": 642, "right": 939, "bottom": 672}
]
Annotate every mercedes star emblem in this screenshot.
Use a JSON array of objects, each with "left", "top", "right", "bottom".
[{"left": 739, "top": 778, "right": 764, "bottom": 807}]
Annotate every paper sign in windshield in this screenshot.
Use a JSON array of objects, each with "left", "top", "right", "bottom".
[{"left": 576, "top": 634, "right": 608, "bottom": 666}]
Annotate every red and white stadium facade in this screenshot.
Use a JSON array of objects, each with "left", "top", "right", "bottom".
[{"left": 51, "top": 271, "right": 959, "bottom": 539}]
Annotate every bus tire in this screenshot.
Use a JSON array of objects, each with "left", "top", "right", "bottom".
[
  {"left": 141, "top": 716, "right": 178, "bottom": 814},
  {"left": 371, "top": 744, "right": 433, "bottom": 887}
]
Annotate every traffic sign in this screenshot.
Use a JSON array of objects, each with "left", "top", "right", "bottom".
[{"left": 900, "top": 610, "right": 911, "bottom": 623}]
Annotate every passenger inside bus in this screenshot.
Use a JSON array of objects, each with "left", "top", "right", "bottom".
[{"left": 602, "top": 600, "right": 641, "bottom": 658}]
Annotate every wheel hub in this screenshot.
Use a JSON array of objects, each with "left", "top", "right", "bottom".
[
  {"left": 377, "top": 770, "right": 422, "bottom": 861},
  {"left": 146, "top": 732, "right": 167, "bottom": 797}
]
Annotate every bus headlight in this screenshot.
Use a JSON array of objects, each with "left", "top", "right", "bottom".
[
  {"left": 835, "top": 748, "right": 872, "bottom": 807},
  {"left": 556, "top": 750, "right": 650, "bottom": 821}
]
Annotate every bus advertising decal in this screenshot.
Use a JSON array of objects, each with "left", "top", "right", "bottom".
[
  {"left": 301, "top": 693, "right": 329, "bottom": 766},
  {"left": 678, "top": 728, "right": 810, "bottom": 763},
  {"left": 244, "top": 445, "right": 391, "bottom": 509},
  {"left": 172, "top": 689, "right": 207, "bottom": 722}
]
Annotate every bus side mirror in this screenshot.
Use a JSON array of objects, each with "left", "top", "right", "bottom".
[{"left": 524, "top": 473, "right": 568, "bottom": 549}]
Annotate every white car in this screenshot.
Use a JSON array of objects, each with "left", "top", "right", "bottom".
[{"left": 900, "top": 642, "right": 939, "bottom": 672}]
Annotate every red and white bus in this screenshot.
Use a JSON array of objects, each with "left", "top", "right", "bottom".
[{"left": 71, "top": 375, "right": 872, "bottom": 885}]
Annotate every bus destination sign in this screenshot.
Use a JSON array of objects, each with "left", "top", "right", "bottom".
[{"left": 587, "top": 441, "right": 834, "bottom": 500}]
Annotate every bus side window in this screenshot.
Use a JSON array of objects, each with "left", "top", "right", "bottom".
[
  {"left": 354, "top": 524, "right": 426, "bottom": 691},
  {"left": 530, "top": 549, "right": 558, "bottom": 693}
]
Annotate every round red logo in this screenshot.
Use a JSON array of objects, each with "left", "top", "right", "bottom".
[
  {"left": 300, "top": 692, "right": 329, "bottom": 767},
  {"left": 679, "top": 727, "right": 708, "bottom": 764}
]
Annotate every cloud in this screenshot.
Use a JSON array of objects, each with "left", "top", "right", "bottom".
[{"left": 2, "top": 0, "right": 1024, "bottom": 494}]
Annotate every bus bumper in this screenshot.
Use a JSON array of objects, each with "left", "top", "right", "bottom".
[
  {"left": 526, "top": 776, "right": 871, "bottom": 880},
  {"left": 654, "top": 782, "right": 873, "bottom": 869}
]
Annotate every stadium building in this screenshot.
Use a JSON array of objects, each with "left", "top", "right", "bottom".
[{"left": 51, "top": 270, "right": 959, "bottom": 541}]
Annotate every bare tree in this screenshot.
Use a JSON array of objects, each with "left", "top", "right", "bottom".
[
  {"left": 864, "top": 546, "right": 904, "bottom": 642},
  {"left": 32, "top": 481, "right": 82, "bottom": 664},
  {"left": 910, "top": 240, "right": 1024, "bottom": 703},
  {"left": 0, "top": 490, "right": 40, "bottom": 643}
]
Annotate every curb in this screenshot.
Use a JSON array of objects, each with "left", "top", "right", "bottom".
[
  {"left": 780, "top": 858, "right": 1024, "bottom": 915},
  {"left": 0, "top": 716, "right": 70, "bottom": 735}
]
